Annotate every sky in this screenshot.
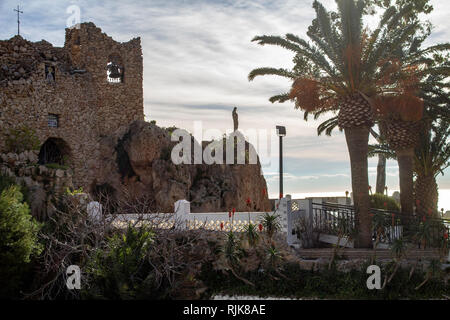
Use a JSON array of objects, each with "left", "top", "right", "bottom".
[{"left": 1, "top": 0, "right": 449, "bottom": 205}]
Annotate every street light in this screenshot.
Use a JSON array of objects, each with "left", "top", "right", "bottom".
[{"left": 276, "top": 126, "right": 286, "bottom": 199}]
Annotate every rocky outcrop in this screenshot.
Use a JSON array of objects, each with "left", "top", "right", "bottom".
[{"left": 93, "top": 120, "right": 271, "bottom": 213}]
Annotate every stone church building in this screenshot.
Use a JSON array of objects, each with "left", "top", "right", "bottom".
[{"left": 0, "top": 22, "right": 144, "bottom": 189}]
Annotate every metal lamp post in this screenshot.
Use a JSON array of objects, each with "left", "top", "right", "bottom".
[{"left": 276, "top": 126, "right": 286, "bottom": 199}]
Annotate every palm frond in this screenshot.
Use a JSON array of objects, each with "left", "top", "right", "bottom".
[
  {"left": 368, "top": 143, "right": 396, "bottom": 159},
  {"left": 269, "top": 93, "right": 291, "bottom": 104},
  {"left": 248, "top": 67, "right": 297, "bottom": 81},
  {"left": 317, "top": 116, "right": 341, "bottom": 136}
]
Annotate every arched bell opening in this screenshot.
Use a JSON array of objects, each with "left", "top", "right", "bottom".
[{"left": 107, "top": 53, "right": 124, "bottom": 83}]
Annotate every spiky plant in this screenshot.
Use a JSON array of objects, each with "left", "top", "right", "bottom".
[
  {"left": 248, "top": 0, "right": 435, "bottom": 247},
  {"left": 243, "top": 223, "right": 260, "bottom": 247},
  {"left": 260, "top": 212, "right": 281, "bottom": 241}
]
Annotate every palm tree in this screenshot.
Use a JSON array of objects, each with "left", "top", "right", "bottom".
[
  {"left": 414, "top": 121, "right": 450, "bottom": 217},
  {"left": 381, "top": 47, "right": 450, "bottom": 215},
  {"left": 369, "top": 83, "right": 450, "bottom": 218},
  {"left": 249, "top": 0, "right": 424, "bottom": 247}
]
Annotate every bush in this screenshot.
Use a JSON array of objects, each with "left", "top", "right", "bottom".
[
  {"left": 370, "top": 193, "right": 400, "bottom": 212},
  {"left": 0, "top": 174, "right": 31, "bottom": 210},
  {"left": 84, "top": 225, "right": 155, "bottom": 299},
  {"left": 5, "top": 126, "right": 40, "bottom": 154},
  {"left": 83, "top": 227, "right": 218, "bottom": 300},
  {"left": 0, "top": 186, "right": 42, "bottom": 298}
]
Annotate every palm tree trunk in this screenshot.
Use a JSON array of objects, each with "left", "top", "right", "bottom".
[
  {"left": 375, "top": 154, "right": 386, "bottom": 194},
  {"left": 415, "top": 173, "right": 439, "bottom": 218},
  {"left": 376, "top": 123, "right": 388, "bottom": 194},
  {"left": 396, "top": 148, "right": 415, "bottom": 215},
  {"left": 345, "top": 126, "right": 372, "bottom": 248}
]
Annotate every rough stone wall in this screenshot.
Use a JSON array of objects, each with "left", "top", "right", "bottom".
[{"left": 0, "top": 23, "right": 144, "bottom": 188}]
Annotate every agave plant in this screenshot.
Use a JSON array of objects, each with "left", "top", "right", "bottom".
[
  {"left": 265, "top": 244, "right": 283, "bottom": 271},
  {"left": 217, "top": 231, "right": 254, "bottom": 286},
  {"left": 260, "top": 212, "right": 281, "bottom": 241},
  {"left": 222, "top": 231, "right": 242, "bottom": 267},
  {"left": 248, "top": 0, "right": 445, "bottom": 247},
  {"left": 243, "top": 223, "right": 260, "bottom": 247}
]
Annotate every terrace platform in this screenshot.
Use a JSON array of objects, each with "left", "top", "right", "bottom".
[{"left": 296, "top": 248, "right": 443, "bottom": 260}]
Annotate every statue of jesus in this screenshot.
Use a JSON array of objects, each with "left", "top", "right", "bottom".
[{"left": 232, "top": 107, "right": 238, "bottom": 132}]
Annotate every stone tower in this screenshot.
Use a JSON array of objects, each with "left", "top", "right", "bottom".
[{"left": 64, "top": 22, "right": 144, "bottom": 136}]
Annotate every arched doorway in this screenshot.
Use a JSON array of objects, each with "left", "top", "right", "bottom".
[{"left": 38, "top": 138, "right": 71, "bottom": 166}]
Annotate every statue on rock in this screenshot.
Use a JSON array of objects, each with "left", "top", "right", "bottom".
[{"left": 232, "top": 107, "right": 238, "bottom": 132}]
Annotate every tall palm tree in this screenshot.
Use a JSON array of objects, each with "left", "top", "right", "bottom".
[
  {"left": 249, "top": 0, "right": 424, "bottom": 247},
  {"left": 413, "top": 64, "right": 450, "bottom": 216},
  {"left": 379, "top": 40, "right": 450, "bottom": 215},
  {"left": 414, "top": 120, "right": 450, "bottom": 217},
  {"left": 369, "top": 65, "right": 450, "bottom": 215}
]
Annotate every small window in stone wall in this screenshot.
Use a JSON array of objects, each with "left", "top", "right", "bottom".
[
  {"left": 48, "top": 114, "right": 59, "bottom": 128},
  {"left": 45, "top": 65, "right": 56, "bottom": 83}
]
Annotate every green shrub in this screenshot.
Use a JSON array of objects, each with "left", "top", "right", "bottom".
[
  {"left": 164, "top": 126, "right": 178, "bottom": 136},
  {"left": 0, "top": 175, "right": 31, "bottom": 206},
  {"left": 0, "top": 186, "right": 42, "bottom": 298},
  {"left": 84, "top": 225, "right": 156, "bottom": 299},
  {"left": 5, "top": 126, "right": 40, "bottom": 153},
  {"left": 370, "top": 193, "right": 400, "bottom": 212}
]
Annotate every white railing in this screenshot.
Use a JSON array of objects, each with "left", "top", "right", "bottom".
[{"left": 87, "top": 196, "right": 314, "bottom": 248}]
